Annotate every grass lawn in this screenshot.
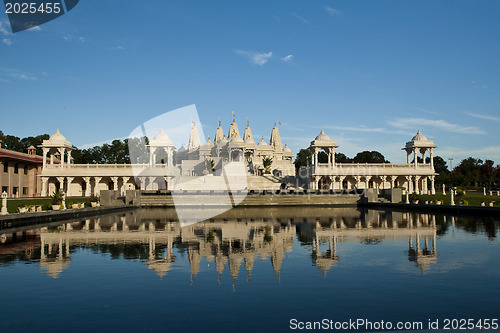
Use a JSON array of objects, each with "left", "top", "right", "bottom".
[
  {"left": 415, "top": 192, "right": 499, "bottom": 207},
  {"left": 4, "top": 197, "right": 92, "bottom": 213}
]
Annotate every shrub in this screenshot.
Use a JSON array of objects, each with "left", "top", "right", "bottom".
[{"left": 51, "top": 191, "right": 64, "bottom": 205}]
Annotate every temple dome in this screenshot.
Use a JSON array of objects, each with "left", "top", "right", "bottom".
[
  {"left": 315, "top": 130, "right": 332, "bottom": 142},
  {"left": 41, "top": 129, "right": 73, "bottom": 148},
  {"left": 404, "top": 130, "right": 436, "bottom": 149},
  {"left": 310, "top": 129, "right": 338, "bottom": 148},
  {"left": 49, "top": 129, "right": 67, "bottom": 143},
  {"left": 283, "top": 145, "right": 292, "bottom": 153},
  {"left": 149, "top": 129, "right": 174, "bottom": 147},
  {"left": 412, "top": 130, "right": 428, "bottom": 142},
  {"left": 258, "top": 138, "right": 268, "bottom": 146}
]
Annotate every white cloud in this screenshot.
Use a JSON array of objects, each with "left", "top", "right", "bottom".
[
  {"left": 291, "top": 13, "right": 308, "bottom": 24},
  {"left": 282, "top": 54, "right": 293, "bottom": 62},
  {"left": 63, "top": 34, "right": 85, "bottom": 42},
  {"left": 0, "top": 20, "right": 11, "bottom": 35},
  {"left": 325, "top": 6, "right": 341, "bottom": 16},
  {"left": 235, "top": 50, "right": 273, "bottom": 65},
  {"left": 438, "top": 146, "right": 500, "bottom": 163},
  {"left": 323, "top": 125, "right": 401, "bottom": 134},
  {"left": 0, "top": 68, "right": 37, "bottom": 81},
  {"left": 114, "top": 45, "right": 125, "bottom": 50},
  {"left": 2, "top": 38, "right": 12, "bottom": 46},
  {"left": 28, "top": 25, "right": 41, "bottom": 32},
  {"left": 388, "top": 117, "right": 485, "bottom": 135},
  {"left": 463, "top": 112, "right": 500, "bottom": 122}
]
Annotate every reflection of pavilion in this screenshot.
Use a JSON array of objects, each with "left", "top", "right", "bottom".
[
  {"left": 311, "top": 211, "right": 439, "bottom": 275},
  {"left": 31, "top": 208, "right": 439, "bottom": 280}
]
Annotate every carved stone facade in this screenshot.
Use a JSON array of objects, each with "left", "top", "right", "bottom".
[
  {"left": 308, "top": 130, "right": 438, "bottom": 194},
  {"left": 38, "top": 119, "right": 295, "bottom": 196}
]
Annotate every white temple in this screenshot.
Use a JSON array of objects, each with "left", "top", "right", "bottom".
[
  {"left": 38, "top": 121, "right": 438, "bottom": 197},
  {"left": 38, "top": 119, "right": 295, "bottom": 196}
]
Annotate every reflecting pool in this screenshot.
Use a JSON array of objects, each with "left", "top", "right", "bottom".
[{"left": 1, "top": 207, "right": 499, "bottom": 332}]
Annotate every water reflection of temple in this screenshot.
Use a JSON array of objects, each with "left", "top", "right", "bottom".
[
  {"left": 310, "top": 210, "right": 438, "bottom": 275},
  {"left": 2, "top": 208, "right": 440, "bottom": 280}
]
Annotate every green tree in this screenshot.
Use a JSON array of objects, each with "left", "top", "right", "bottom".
[
  {"left": 352, "top": 151, "right": 389, "bottom": 163},
  {"left": 293, "top": 149, "right": 311, "bottom": 173},
  {"left": 335, "top": 152, "right": 352, "bottom": 163},
  {"left": 262, "top": 157, "right": 273, "bottom": 174},
  {"left": 432, "top": 156, "right": 448, "bottom": 174}
]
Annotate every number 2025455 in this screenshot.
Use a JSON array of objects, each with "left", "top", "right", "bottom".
[{"left": 5, "top": 2, "right": 62, "bottom": 14}]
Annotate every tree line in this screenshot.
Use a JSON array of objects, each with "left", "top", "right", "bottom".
[
  {"left": 2, "top": 131, "right": 499, "bottom": 189},
  {"left": 0, "top": 131, "right": 149, "bottom": 164}
]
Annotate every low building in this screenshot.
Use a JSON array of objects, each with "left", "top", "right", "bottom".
[{"left": 0, "top": 142, "right": 47, "bottom": 197}]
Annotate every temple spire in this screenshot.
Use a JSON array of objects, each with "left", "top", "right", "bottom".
[
  {"left": 228, "top": 114, "right": 241, "bottom": 140},
  {"left": 188, "top": 122, "right": 201, "bottom": 152},
  {"left": 214, "top": 121, "right": 225, "bottom": 144},
  {"left": 243, "top": 119, "right": 255, "bottom": 144},
  {"left": 270, "top": 123, "right": 283, "bottom": 151}
]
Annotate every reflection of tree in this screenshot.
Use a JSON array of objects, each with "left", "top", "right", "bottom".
[{"left": 361, "top": 237, "right": 383, "bottom": 245}]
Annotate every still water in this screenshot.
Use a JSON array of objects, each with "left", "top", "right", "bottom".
[{"left": 1, "top": 207, "right": 499, "bottom": 333}]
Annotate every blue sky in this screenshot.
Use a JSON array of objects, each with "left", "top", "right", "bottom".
[{"left": 1, "top": 0, "right": 499, "bottom": 165}]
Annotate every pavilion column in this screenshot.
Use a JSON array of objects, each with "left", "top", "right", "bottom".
[
  {"left": 111, "top": 177, "right": 119, "bottom": 191},
  {"left": 331, "top": 149, "right": 336, "bottom": 167},
  {"left": 421, "top": 149, "right": 426, "bottom": 164},
  {"left": 149, "top": 147, "right": 156, "bottom": 166},
  {"left": 140, "top": 177, "right": 146, "bottom": 190},
  {"left": 413, "top": 148, "right": 418, "bottom": 168},
  {"left": 430, "top": 176, "right": 436, "bottom": 195},
  {"left": 338, "top": 176, "right": 345, "bottom": 190},
  {"left": 164, "top": 176, "right": 174, "bottom": 191},
  {"left": 314, "top": 148, "right": 318, "bottom": 166},
  {"left": 58, "top": 147, "right": 66, "bottom": 168},
  {"left": 56, "top": 177, "right": 65, "bottom": 193},
  {"left": 414, "top": 176, "right": 421, "bottom": 194},
  {"left": 93, "top": 177, "right": 102, "bottom": 196},
  {"left": 170, "top": 150, "right": 174, "bottom": 167},
  {"left": 430, "top": 148, "right": 434, "bottom": 170},
  {"left": 41, "top": 177, "right": 48, "bottom": 196},
  {"left": 406, "top": 176, "right": 413, "bottom": 193},
  {"left": 42, "top": 148, "right": 49, "bottom": 169},
  {"left": 329, "top": 176, "right": 334, "bottom": 190},
  {"left": 380, "top": 176, "right": 387, "bottom": 190},
  {"left": 83, "top": 177, "right": 91, "bottom": 196},
  {"left": 354, "top": 176, "right": 360, "bottom": 189},
  {"left": 66, "top": 151, "right": 72, "bottom": 168},
  {"left": 65, "top": 177, "right": 74, "bottom": 197},
  {"left": 389, "top": 176, "right": 396, "bottom": 188},
  {"left": 406, "top": 151, "right": 411, "bottom": 164},
  {"left": 148, "top": 177, "right": 156, "bottom": 190},
  {"left": 121, "top": 177, "right": 130, "bottom": 195},
  {"left": 364, "top": 176, "right": 371, "bottom": 189}
]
